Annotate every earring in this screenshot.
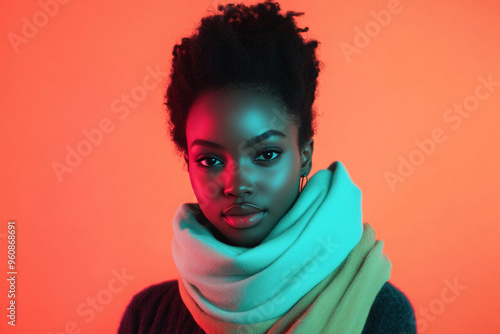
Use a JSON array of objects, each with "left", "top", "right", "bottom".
[{"left": 300, "top": 173, "right": 309, "bottom": 192}]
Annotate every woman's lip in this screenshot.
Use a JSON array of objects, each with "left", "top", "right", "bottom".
[
  {"left": 223, "top": 204, "right": 265, "bottom": 216},
  {"left": 223, "top": 211, "right": 266, "bottom": 229}
]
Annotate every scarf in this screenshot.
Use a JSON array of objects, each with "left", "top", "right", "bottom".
[{"left": 172, "top": 161, "right": 392, "bottom": 333}]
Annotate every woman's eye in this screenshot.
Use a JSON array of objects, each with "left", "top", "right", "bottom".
[
  {"left": 255, "top": 150, "right": 280, "bottom": 161},
  {"left": 196, "top": 149, "right": 281, "bottom": 168},
  {"left": 196, "top": 157, "right": 221, "bottom": 167}
]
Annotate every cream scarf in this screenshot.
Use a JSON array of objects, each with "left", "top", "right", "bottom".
[{"left": 172, "top": 161, "right": 392, "bottom": 333}]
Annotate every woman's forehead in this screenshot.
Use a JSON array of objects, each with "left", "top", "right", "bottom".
[
  {"left": 187, "top": 96, "right": 297, "bottom": 150},
  {"left": 189, "top": 89, "right": 291, "bottom": 128}
]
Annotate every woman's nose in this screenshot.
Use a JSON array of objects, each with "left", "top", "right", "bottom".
[{"left": 223, "top": 164, "right": 255, "bottom": 197}]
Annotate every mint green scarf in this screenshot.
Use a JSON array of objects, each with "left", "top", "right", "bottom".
[{"left": 172, "top": 161, "right": 391, "bottom": 332}]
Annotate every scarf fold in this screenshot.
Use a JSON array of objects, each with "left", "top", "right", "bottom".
[{"left": 172, "top": 161, "right": 392, "bottom": 333}]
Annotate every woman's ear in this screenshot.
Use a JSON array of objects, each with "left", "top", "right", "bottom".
[
  {"left": 184, "top": 153, "right": 189, "bottom": 170},
  {"left": 300, "top": 138, "right": 314, "bottom": 176}
]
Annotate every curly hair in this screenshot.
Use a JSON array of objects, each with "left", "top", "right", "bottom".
[{"left": 164, "top": 0, "right": 323, "bottom": 164}]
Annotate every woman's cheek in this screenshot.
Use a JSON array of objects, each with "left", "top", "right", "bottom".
[{"left": 197, "top": 175, "right": 222, "bottom": 202}]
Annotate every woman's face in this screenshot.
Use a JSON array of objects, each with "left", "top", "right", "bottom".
[{"left": 184, "top": 88, "right": 313, "bottom": 248}]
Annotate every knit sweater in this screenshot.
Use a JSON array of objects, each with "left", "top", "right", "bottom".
[{"left": 117, "top": 279, "right": 417, "bottom": 334}]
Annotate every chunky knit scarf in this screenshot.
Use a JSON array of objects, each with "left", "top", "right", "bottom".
[{"left": 172, "top": 161, "right": 392, "bottom": 333}]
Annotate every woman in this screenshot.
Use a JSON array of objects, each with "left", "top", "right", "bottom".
[{"left": 118, "top": 1, "right": 417, "bottom": 333}]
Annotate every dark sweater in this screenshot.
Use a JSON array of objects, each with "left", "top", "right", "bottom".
[{"left": 117, "top": 279, "right": 416, "bottom": 334}]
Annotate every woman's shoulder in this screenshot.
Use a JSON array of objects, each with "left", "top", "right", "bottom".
[
  {"left": 123, "top": 279, "right": 180, "bottom": 313},
  {"left": 362, "top": 281, "right": 417, "bottom": 334},
  {"left": 130, "top": 279, "right": 180, "bottom": 302},
  {"left": 117, "top": 279, "right": 203, "bottom": 334}
]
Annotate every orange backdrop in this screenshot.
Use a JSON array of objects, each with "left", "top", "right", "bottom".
[{"left": 1, "top": 0, "right": 499, "bottom": 333}]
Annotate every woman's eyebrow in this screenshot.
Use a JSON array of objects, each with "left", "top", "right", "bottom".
[{"left": 190, "top": 129, "right": 286, "bottom": 150}]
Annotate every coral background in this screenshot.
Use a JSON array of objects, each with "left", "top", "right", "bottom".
[{"left": 1, "top": 0, "right": 499, "bottom": 333}]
